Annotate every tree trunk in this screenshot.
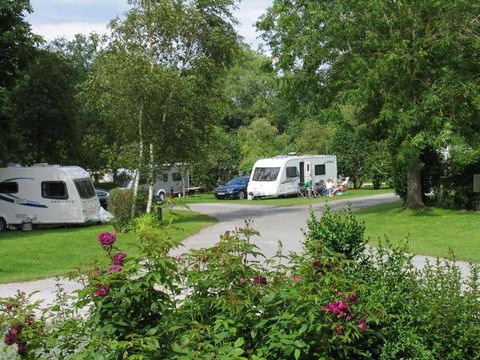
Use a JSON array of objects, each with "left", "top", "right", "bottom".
[
  {"left": 404, "top": 169, "right": 424, "bottom": 210},
  {"left": 146, "top": 142, "right": 154, "bottom": 213},
  {"left": 131, "top": 105, "right": 144, "bottom": 219}
]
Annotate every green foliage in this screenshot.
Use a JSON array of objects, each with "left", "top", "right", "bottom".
[
  {"left": 434, "top": 146, "right": 480, "bottom": 210},
  {"left": 191, "top": 126, "right": 241, "bottom": 191},
  {"left": 12, "top": 50, "right": 82, "bottom": 165},
  {"left": 222, "top": 46, "right": 277, "bottom": 131},
  {"left": 259, "top": 0, "right": 480, "bottom": 209},
  {"left": 391, "top": 147, "right": 443, "bottom": 204},
  {"left": 304, "top": 205, "right": 366, "bottom": 260},
  {"left": 108, "top": 189, "right": 134, "bottom": 231},
  {"left": 2, "top": 213, "right": 480, "bottom": 358},
  {"left": 0, "top": 0, "right": 40, "bottom": 166},
  {"left": 237, "top": 117, "right": 288, "bottom": 173}
]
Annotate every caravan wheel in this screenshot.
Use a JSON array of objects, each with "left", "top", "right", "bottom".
[{"left": 0, "top": 218, "right": 7, "bottom": 232}]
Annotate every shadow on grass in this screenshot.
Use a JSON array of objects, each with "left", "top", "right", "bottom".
[{"left": 356, "top": 201, "right": 440, "bottom": 217}]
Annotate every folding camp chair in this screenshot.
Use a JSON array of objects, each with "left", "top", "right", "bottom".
[{"left": 298, "top": 182, "right": 308, "bottom": 198}]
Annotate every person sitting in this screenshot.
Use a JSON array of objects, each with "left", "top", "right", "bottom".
[
  {"left": 305, "top": 178, "right": 313, "bottom": 197},
  {"left": 313, "top": 179, "right": 326, "bottom": 197},
  {"left": 332, "top": 177, "right": 349, "bottom": 196},
  {"left": 323, "top": 177, "right": 334, "bottom": 196}
]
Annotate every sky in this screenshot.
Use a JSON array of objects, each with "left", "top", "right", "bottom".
[{"left": 26, "top": 0, "right": 272, "bottom": 49}]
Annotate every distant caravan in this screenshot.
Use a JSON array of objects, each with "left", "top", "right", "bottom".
[
  {"left": 247, "top": 154, "right": 337, "bottom": 199},
  {"left": 0, "top": 164, "right": 102, "bottom": 231}
]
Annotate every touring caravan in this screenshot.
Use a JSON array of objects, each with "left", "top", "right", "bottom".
[
  {"left": 127, "top": 165, "right": 190, "bottom": 200},
  {"left": 247, "top": 154, "right": 337, "bottom": 199},
  {"left": 0, "top": 164, "right": 101, "bottom": 231}
]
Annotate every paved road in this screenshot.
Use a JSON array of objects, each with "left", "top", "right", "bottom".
[
  {"left": 176, "top": 193, "right": 399, "bottom": 258},
  {"left": 0, "top": 193, "right": 473, "bottom": 302}
]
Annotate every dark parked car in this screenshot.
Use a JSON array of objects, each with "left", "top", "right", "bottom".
[
  {"left": 214, "top": 176, "right": 249, "bottom": 200},
  {"left": 95, "top": 188, "right": 109, "bottom": 209}
]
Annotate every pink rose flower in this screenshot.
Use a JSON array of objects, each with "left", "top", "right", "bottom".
[
  {"left": 97, "top": 232, "right": 116, "bottom": 247},
  {"left": 112, "top": 252, "right": 127, "bottom": 265},
  {"left": 358, "top": 320, "right": 367, "bottom": 331},
  {"left": 94, "top": 284, "right": 110, "bottom": 297},
  {"left": 292, "top": 276, "right": 302, "bottom": 281},
  {"left": 108, "top": 265, "right": 123, "bottom": 274}
]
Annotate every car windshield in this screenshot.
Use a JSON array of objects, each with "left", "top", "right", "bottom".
[
  {"left": 252, "top": 167, "right": 280, "bottom": 181},
  {"left": 227, "top": 177, "right": 247, "bottom": 186}
]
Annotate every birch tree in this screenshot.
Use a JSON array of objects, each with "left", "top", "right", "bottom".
[{"left": 82, "top": 0, "right": 239, "bottom": 215}]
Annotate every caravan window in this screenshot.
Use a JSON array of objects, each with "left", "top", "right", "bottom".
[
  {"left": 286, "top": 167, "right": 298, "bottom": 178},
  {"left": 315, "top": 164, "right": 326, "bottom": 176},
  {"left": 172, "top": 172, "right": 182, "bottom": 181},
  {"left": 162, "top": 173, "right": 168, "bottom": 182},
  {"left": 0, "top": 182, "right": 18, "bottom": 193},
  {"left": 74, "top": 179, "right": 96, "bottom": 199},
  {"left": 252, "top": 167, "right": 280, "bottom": 181},
  {"left": 42, "top": 181, "right": 68, "bottom": 199}
]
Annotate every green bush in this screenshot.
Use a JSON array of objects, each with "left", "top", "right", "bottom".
[
  {"left": 108, "top": 188, "right": 134, "bottom": 231},
  {"left": 108, "top": 189, "right": 149, "bottom": 231},
  {"left": 304, "top": 204, "right": 366, "bottom": 260},
  {"left": 2, "top": 211, "right": 480, "bottom": 359}
]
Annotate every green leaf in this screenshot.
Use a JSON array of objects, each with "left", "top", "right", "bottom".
[{"left": 234, "top": 337, "right": 245, "bottom": 348}]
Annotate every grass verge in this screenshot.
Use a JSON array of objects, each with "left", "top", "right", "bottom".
[
  {"left": 355, "top": 201, "right": 480, "bottom": 263},
  {"left": 0, "top": 210, "right": 215, "bottom": 283},
  {"left": 185, "top": 188, "right": 394, "bottom": 206}
]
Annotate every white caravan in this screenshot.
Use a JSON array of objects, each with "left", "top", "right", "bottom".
[
  {"left": 247, "top": 154, "right": 337, "bottom": 199},
  {"left": 0, "top": 164, "right": 101, "bottom": 230},
  {"left": 127, "top": 165, "right": 190, "bottom": 200}
]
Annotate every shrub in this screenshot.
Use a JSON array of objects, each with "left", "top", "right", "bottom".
[
  {"left": 108, "top": 188, "right": 134, "bottom": 231},
  {"left": 304, "top": 204, "right": 366, "bottom": 260},
  {"left": 2, "top": 211, "right": 480, "bottom": 359},
  {"left": 108, "top": 189, "right": 149, "bottom": 231}
]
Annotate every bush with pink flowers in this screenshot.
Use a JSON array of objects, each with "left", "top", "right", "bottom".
[{"left": 2, "top": 212, "right": 480, "bottom": 359}]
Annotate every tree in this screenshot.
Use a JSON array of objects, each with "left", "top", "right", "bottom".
[
  {"left": 237, "top": 117, "right": 287, "bottom": 173},
  {"left": 293, "top": 119, "right": 333, "bottom": 155},
  {"left": 82, "top": 0, "right": 239, "bottom": 214},
  {"left": 12, "top": 50, "right": 81, "bottom": 165},
  {"left": 259, "top": 0, "right": 480, "bottom": 209},
  {"left": 0, "top": 0, "right": 39, "bottom": 165},
  {"left": 222, "top": 46, "right": 277, "bottom": 131},
  {"left": 47, "top": 34, "right": 113, "bottom": 175}
]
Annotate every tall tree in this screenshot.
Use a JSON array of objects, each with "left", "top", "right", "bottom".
[
  {"left": 0, "top": 0, "right": 39, "bottom": 165},
  {"left": 259, "top": 0, "right": 480, "bottom": 209},
  {"left": 222, "top": 46, "right": 277, "bottom": 131},
  {"left": 12, "top": 50, "right": 81, "bottom": 164},
  {"left": 237, "top": 117, "right": 288, "bottom": 172},
  {"left": 82, "top": 0, "right": 239, "bottom": 214}
]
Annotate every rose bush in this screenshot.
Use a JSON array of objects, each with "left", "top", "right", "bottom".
[{"left": 2, "top": 210, "right": 480, "bottom": 359}]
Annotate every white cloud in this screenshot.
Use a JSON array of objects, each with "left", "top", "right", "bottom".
[{"left": 33, "top": 22, "right": 111, "bottom": 42}]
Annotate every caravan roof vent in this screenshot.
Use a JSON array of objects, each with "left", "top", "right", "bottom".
[{"left": 32, "top": 163, "right": 50, "bottom": 167}]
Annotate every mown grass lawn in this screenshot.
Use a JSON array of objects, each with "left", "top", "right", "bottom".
[
  {"left": 355, "top": 201, "right": 480, "bottom": 263},
  {"left": 185, "top": 188, "right": 394, "bottom": 206},
  {"left": 0, "top": 210, "right": 215, "bottom": 283}
]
